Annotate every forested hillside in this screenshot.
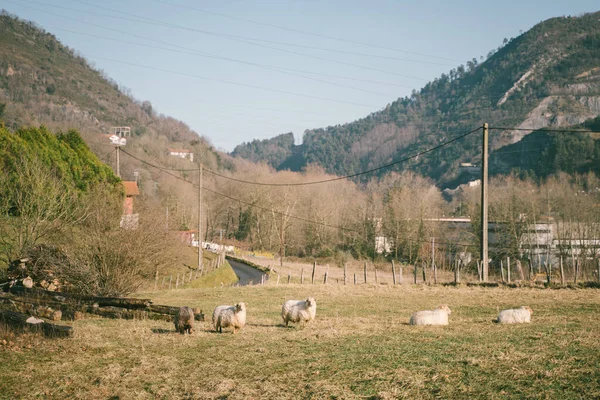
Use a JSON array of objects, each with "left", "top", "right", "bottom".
[{"left": 232, "top": 12, "right": 600, "bottom": 187}]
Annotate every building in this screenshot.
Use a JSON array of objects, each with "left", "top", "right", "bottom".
[
  {"left": 120, "top": 181, "right": 139, "bottom": 230},
  {"left": 168, "top": 148, "right": 194, "bottom": 162}
]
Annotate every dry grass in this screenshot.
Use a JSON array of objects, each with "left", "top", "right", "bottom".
[{"left": 1, "top": 285, "right": 599, "bottom": 399}]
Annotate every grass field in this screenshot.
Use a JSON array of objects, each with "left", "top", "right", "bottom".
[{"left": 1, "top": 285, "right": 599, "bottom": 399}]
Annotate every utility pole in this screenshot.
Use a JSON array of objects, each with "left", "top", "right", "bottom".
[
  {"left": 481, "top": 123, "right": 489, "bottom": 282},
  {"left": 197, "top": 164, "right": 203, "bottom": 273},
  {"left": 115, "top": 146, "right": 120, "bottom": 178}
]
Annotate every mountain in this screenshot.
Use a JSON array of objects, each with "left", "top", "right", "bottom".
[
  {"left": 0, "top": 11, "right": 232, "bottom": 180},
  {"left": 231, "top": 12, "right": 600, "bottom": 187}
]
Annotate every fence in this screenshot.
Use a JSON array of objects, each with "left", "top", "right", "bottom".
[
  {"left": 154, "top": 251, "right": 227, "bottom": 291},
  {"left": 246, "top": 256, "right": 600, "bottom": 288}
]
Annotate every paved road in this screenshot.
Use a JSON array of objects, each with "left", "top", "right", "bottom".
[{"left": 228, "top": 259, "right": 267, "bottom": 286}]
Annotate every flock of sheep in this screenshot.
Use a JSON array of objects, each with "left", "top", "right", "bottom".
[{"left": 174, "top": 297, "right": 533, "bottom": 334}]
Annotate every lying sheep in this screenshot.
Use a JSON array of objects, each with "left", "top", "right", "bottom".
[
  {"left": 409, "top": 305, "right": 451, "bottom": 326},
  {"left": 496, "top": 306, "right": 533, "bottom": 324},
  {"left": 281, "top": 297, "right": 317, "bottom": 327},
  {"left": 174, "top": 306, "right": 194, "bottom": 334},
  {"left": 213, "top": 302, "right": 247, "bottom": 334}
]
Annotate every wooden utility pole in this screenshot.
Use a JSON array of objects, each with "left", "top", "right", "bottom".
[
  {"left": 481, "top": 123, "right": 489, "bottom": 282},
  {"left": 431, "top": 237, "right": 437, "bottom": 284},
  {"left": 115, "top": 146, "right": 121, "bottom": 178},
  {"left": 197, "top": 164, "right": 203, "bottom": 273}
]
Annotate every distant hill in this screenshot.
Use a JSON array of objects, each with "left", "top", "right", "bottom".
[
  {"left": 231, "top": 12, "right": 600, "bottom": 187},
  {"left": 0, "top": 11, "right": 232, "bottom": 182}
]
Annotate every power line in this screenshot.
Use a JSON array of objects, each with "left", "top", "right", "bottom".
[
  {"left": 490, "top": 126, "right": 600, "bottom": 133},
  {"left": 119, "top": 126, "right": 481, "bottom": 186},
  {"left": 146, "top": 0, "right": 463, "bottom": 63},
  {"left": 118, "top": 147, "right": 480, "bottom": 247},
  {"left": 43, "top": 25, "right": 397, "bottom": 97},
  {"left": 11, "top": 1, "right": 413, "bottom": 91},
  {"left": 89, "top": 55, "right": 378, "bottom": 108},
  {"left": 19, "top": 0, "right": 429, "bottom": 81},
  {"left": 207, "top": 126, "right": 483, "bottom": 186}
]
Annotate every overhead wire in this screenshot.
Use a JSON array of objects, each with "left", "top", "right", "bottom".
[
  {"left": 118, "top": 147, "right": 480, "bottom": 247},
  {"left": 17, "top": 0, "right": 429, "bottom": 81},
  {"left": 205, "top": 126, "right": 483, "bottom": 186},
  {"left": 43, "top": 25, "right": 398, "bottom": 97},
  {"left": 9, "top": 1, "right": 414, "bottom": 90},
  {"left": 89, "top": 55, "right": 378, "bottom": 108},
  {"left": 145, "top": 0, "right": 463, "bottom": 63}
]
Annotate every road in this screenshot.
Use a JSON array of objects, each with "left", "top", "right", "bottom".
[{"left": 227, "top": 258, "right": 267, "bottom": 286}]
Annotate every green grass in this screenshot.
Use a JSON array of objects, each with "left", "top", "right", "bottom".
[
  {"left": 183, "top": 261, "right": 238, "bottom": 289},
  {"left": 1, "top": 285, "right": 599, "bottom": 399}
]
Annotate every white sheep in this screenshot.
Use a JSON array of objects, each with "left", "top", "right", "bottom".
[
  {"left": 409, "top": 305, "right": 451, "bottom": 326},
  {"left": 496, "top": 306, "right": 533, "bottom": 324},
  {"left": 281, "top": 297, "right": 317, "bottom": 327},
  {"left": 212, "top": 302, "right": 247, "bottom": 334}
]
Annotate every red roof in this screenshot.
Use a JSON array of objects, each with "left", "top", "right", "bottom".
[{"left": 122, "top": 181, "right": 140, "bottom": 196}]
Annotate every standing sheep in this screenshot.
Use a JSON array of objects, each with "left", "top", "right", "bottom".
[
  {"left": 281, "top": 297, "right": 317, "bottom": 327},
  {"left": 496, "top": 306, "right": 533, "bottom": 324},
  {"left": 174, "top": 306, "right": 194, "bottom": 334},
  {"left": 409, "top": 305, "right": 451, "bottom": 326},
  {"left": 213, "top": 302, "right": 247, "bottom": 334}
]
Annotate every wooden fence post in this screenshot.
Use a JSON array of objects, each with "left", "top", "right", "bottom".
[
  {"left": 176, "top": 274, "right": 179, "bottom": 289},
  {"left": 477, "top": 260, "right": 482, "bottom": 282},
  {"left": 354, "top": 273, "right": 357, "bottom": 285},
  {"left": 364, "top": 262, "right": 367, "bottom": 284},
  {"left": 507, "top": 257, "right": 511, "bottom": 284},
  {"left": 161, "top": 276, "right": 165, "bottom": 289},
  {"left": 311, "top": 262, "right": 316, "bottom": 284},
  {"left": 276, "top": 274, "right": 280, "bottom": 285},
  {"left": 413, "top": 263, "right": 417, "bottom": 284},
  {"left": 575, "top": 259, "right": 579, "bottom": 285},
  {"left": 324, "top": 265, "right": 329, "bottom": 285},
  {"left": 169, "top": 276, "right": 172, "bottom": 290},
  {"left": 287, "top": 274, "right": 291, "bottom": 284},
  {"left": 422, "top": 261, "right": 427, "bottom": 283},
  {"left": 454, "top": 260, "right": 460, "bottom": 284},
  {"left": 391, "top": 260, "right": 397, "bottom": 285},
  {"left": 547, "top": 262, "right": 552, "bottom": 284},
  {"left": 560, "top": 257, "right": 565, "bottom": 285},
  {"left": 399, "top": 262, "right": 403, "bottom": 284},
  {"left": 343, "top": 264, "right": 347, "bottom": 285},
  {"left": 516, "top": 260, "right": 525, "bottom": 281},
  {"left": 500, "top": 260, "right": 505, "bottom": 283},
  {"left": 189, "top": 270, "right": 193, "bottom": 283}
]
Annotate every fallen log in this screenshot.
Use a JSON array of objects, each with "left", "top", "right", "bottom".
[
  {"left": 147, "top": 304, "right": 204, "bottom": 321},
  {"left": 7, "top": 287, "right": 152, "bottom": 309},
  {"left": 0, "top": 292, "right": 86, "bottom": 320},
  {"left": 0, "top": 310, "right": 73, "bottom": 338}
]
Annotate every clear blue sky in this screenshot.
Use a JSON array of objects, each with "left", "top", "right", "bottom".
[{"left": 1, "top": 0, "right": 598, "bottom": 151}]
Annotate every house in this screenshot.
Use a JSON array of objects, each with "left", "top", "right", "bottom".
[
  {"left": 120, "top": 181, "right": 139, "bottom": 230},
  {"left": 168, "top": 148, "right": 194, "bottom": 162}
]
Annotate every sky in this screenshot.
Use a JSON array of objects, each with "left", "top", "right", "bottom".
[{"left": 0, "top": 0, "right": 598, "bottom": 151}]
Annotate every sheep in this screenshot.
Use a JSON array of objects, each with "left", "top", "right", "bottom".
[
  {"left": 213, "top": 302, "right": 247, "bottom": 334},
  {"left": 281, "top": 297, "right": 317, "bottom": 327},
  {"left": 409, "top": 305, "right": 451, "bottom": 326},
  {"left": 174, "top": 306, "right": 194, "bottom": 334},
  {"left": 496, "top": 306, "right": 533, "bottom": 324}
]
